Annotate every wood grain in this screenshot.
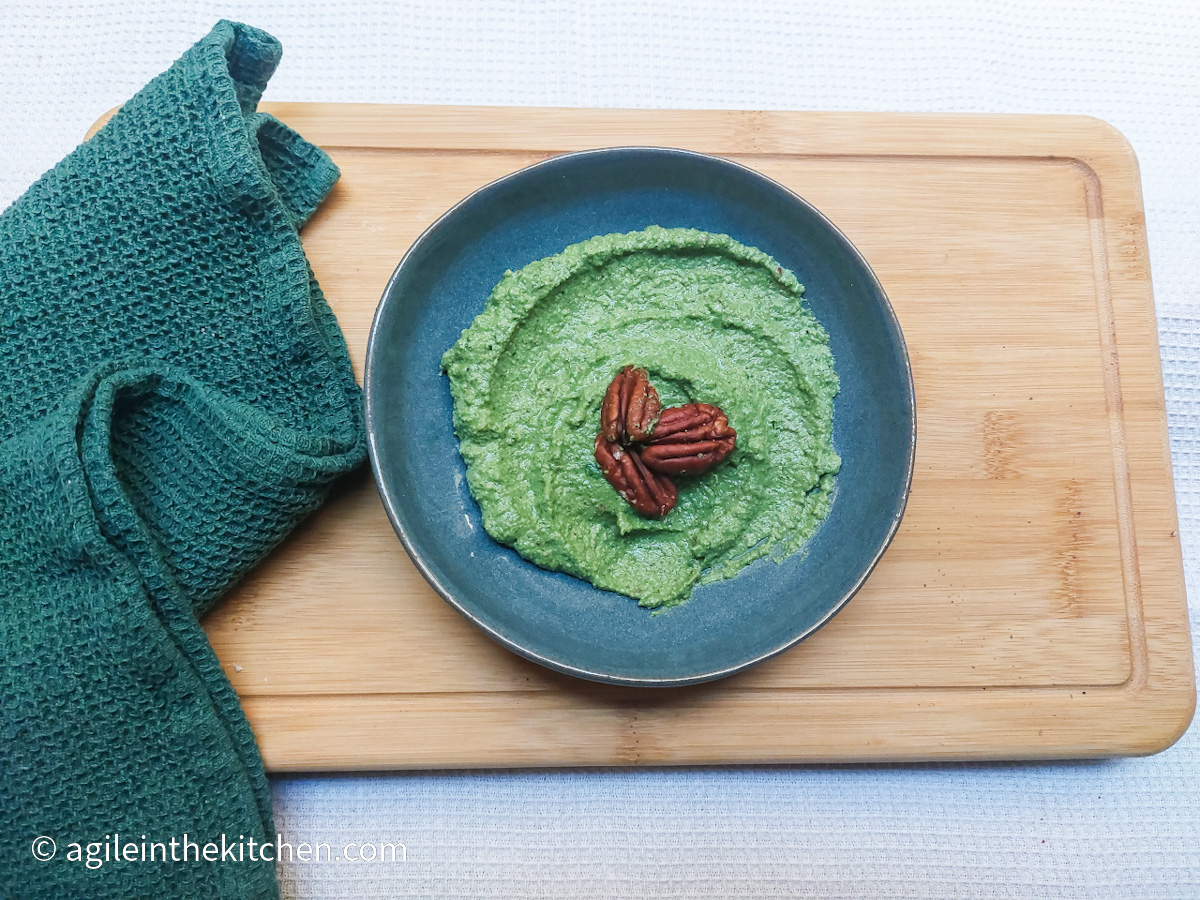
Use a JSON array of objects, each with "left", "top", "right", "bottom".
[{"left": 89, "top": 105, "right": 1196, "bottom": 767}]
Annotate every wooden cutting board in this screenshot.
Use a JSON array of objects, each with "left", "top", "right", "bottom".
[{"left": 91, "top": 105, "right": 1196, "bottom": 769}]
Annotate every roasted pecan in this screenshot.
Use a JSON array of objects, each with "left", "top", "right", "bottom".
[
  {"left": 601, "top": 365, "right": 662, "bottom": 445},
  {"left": 594, "top": 434, "right": 678, "bottom": 518},
  {"left": 641, "top": 403, "right": 737, "bottom": 477}
]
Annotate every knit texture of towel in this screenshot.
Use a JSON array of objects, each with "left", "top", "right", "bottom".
[{"left": 0, "top": 21, "right": 363, "bottom": 899}]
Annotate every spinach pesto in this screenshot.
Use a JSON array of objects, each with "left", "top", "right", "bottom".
[{"left": 441, "top": 226, "right": 840, "bottom": 609}]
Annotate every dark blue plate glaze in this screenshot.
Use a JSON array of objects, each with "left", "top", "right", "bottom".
[{"left": 364, "top": 147, "right": 914, "bottom": 687}]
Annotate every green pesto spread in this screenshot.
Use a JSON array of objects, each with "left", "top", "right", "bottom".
[{"left": 441, "top": 226, "right": 840, "bottom": 609}]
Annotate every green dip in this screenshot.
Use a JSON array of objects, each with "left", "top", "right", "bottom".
[{"left": 441, "top": 226, "right": 840, "bottom": 609}]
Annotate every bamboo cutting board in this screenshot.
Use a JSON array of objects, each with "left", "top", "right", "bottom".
[{"left": 91, "top": 105, "right": 1196, "bottom": 768}]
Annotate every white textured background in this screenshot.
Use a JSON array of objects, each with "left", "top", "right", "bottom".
[{"left": 3, "top": 2, "right": 1198, "bottom": 897}]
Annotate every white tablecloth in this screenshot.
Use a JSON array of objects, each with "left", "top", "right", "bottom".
[{"left": 2, "top": 2, "right": 1196, "bottom": 896}]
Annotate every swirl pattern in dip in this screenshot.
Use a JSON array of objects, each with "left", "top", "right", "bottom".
[{"left": 441, "top": 226, "right": 840, "bottom": 609}]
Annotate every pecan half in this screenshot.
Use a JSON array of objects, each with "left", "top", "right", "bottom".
[
  {"left": 601, "top": 365, "right": 662, "bottom": 445},
  {"left": 594, "top": 434, "right": 678, "bottom": 518},
  {"left": 641, "top": 403, "right": 737, "bottom": 477}
]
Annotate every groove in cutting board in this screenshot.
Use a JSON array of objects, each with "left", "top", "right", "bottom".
[{"left": 88, "top": 105, "right": 1196, "bottom": 767}]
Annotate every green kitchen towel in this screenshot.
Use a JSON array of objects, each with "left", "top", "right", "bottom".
[{"left": 0, "top": 21, "right": 364, "bottom": 899}]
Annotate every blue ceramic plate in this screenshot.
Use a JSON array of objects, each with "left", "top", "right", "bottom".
[{"left": 365, "top": 147, "right": 914, "bottom": 687}]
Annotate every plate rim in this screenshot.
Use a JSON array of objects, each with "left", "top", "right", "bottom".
[{"left": 364, "top": 145, "right": 916, "bottom": 687}]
